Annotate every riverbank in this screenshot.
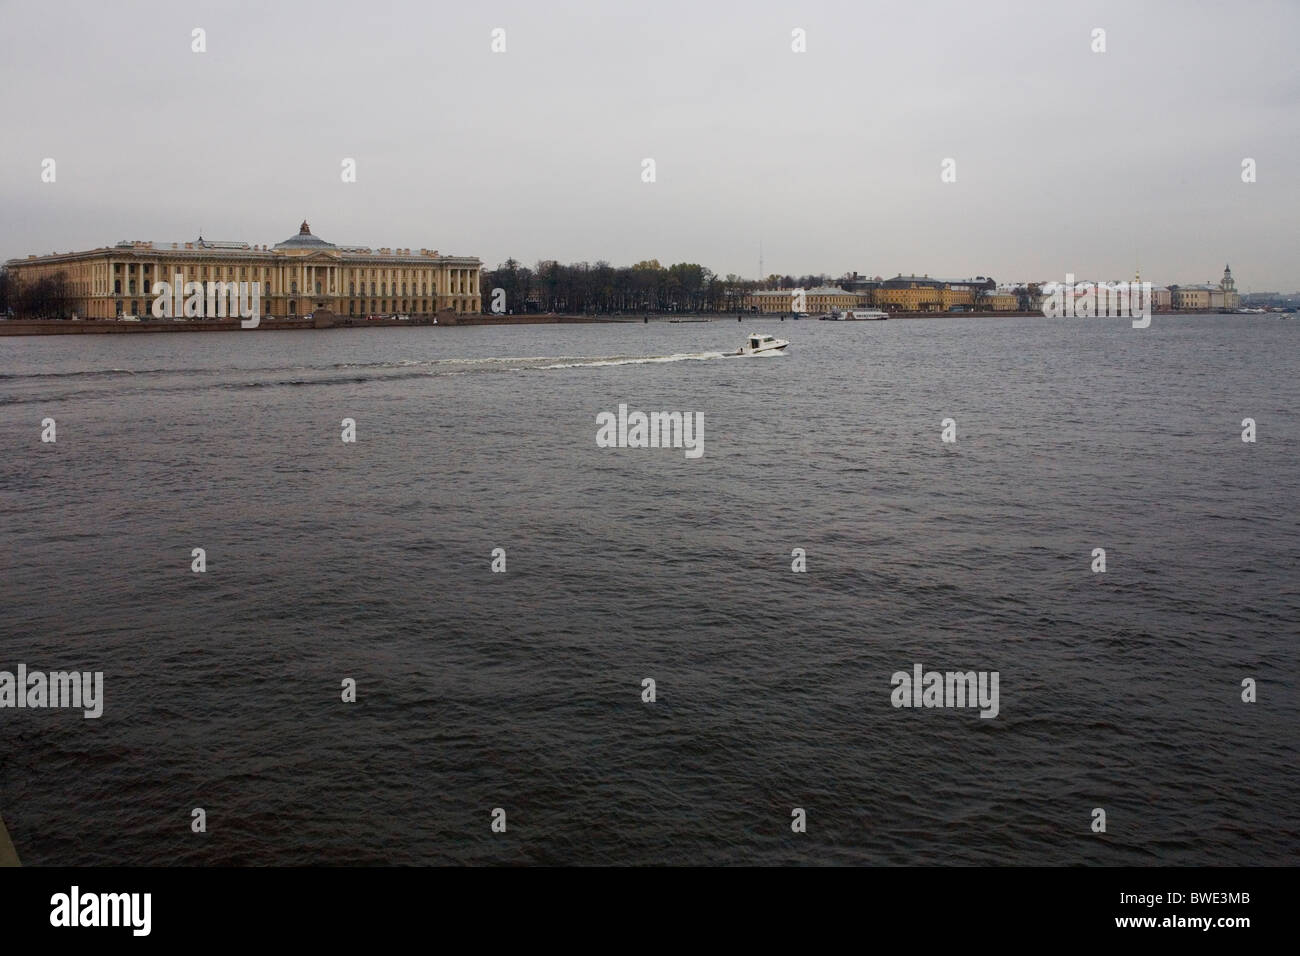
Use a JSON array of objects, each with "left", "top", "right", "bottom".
[
  {"left": 0, "top": 312, "right": 630, "bottom": 336},
  {"left": 0, "top": 308, "right": 1246, "bottom": 336}
]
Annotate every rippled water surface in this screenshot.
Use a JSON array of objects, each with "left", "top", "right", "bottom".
[{"left": 1, "top": 315, "right": 1297, "bottom": 865}]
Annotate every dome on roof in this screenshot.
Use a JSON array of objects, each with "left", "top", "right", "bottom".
[{"left": 274, "top": 220, "right": 336, "bottom": 249}]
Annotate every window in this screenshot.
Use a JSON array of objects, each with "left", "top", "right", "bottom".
[{"left": 114, "top": 280, "right": 121, "bottom": 293}]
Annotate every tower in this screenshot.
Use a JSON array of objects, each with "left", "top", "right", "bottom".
[{"left": 1221, "top": 264, "right": 1235, "bottom": 292}]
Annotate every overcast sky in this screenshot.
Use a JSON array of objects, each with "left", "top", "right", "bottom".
[{"left": 2, "top": 0, "right": 1296, "bottom": 289}]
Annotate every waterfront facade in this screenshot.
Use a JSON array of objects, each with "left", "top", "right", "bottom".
[
  {"left": 1171, "top": 266, "right": 1239, "bottom": 311},
  {"left": 744, "top": 286, "right": 866, "bottom": 313},
  {"left": 745, "top": 276, "right": 1005, "bottom": 314},
  {"left": 5, "top": 222, "right": 482, "bottom": 319},
  {"left": 874, "top": 275, "right": 977, "bottom": 313},
  {"left": 984, "top": 291, "right": 1019, "bottom": 311}
]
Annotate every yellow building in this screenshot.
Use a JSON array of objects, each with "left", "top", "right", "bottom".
[
  {"left": 984, "top": 291, "right": 1019, "bottom": 311},
  {"left": 744, "top": 286, "right": 864, "bottom": 314},
  {"left": 805, "top": 285, "right": 862, "bottom": 313},
  {"left": 1171, "top": 266, "right": 1240, "bottom": 311},
  {"left": 1172, "top": 286, "right": 1212, "bottom": 310},
  {"left": 874, "top": 275, "right": 977, "bottom": 312},
  {"left": 5, "top": 221, "right": 482, "bottom": 319}
]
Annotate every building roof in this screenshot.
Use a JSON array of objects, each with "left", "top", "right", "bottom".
[
  {"left": 749, "top": 286, "right": 856, "bottom": 296},
  {"left": 274, "top": 221, "right": 336, "bottom": 249},
  {"left": 882, "top": 274, "right": 945, "bottom": 288}
]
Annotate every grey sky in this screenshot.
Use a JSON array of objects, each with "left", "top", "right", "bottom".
[{"left": 2, "top": 0, "right": 1296, "bottom": 289}]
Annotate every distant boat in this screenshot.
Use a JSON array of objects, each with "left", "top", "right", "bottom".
[
  {"left": 821, "top": 309, "right": 888, "bottom": 321},
  {"left": 737, "top": 332, "right": 789, "bottom": 355}
]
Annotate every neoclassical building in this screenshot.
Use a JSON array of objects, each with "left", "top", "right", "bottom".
[
  {"left": 6, "top": 221, "right": 482, "bottom": 318},
  {"left": 1171, "top": 265, "right": 1239, "bottom": 311},
  {"left": 873, "top": 275, "right": 977, "bottom": 312},
  {"left": 744, "top": 286, "right": 864, "bottom": 314}
]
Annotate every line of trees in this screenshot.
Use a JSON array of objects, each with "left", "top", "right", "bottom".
[
  {"left": 0, "top": 267, "right": 76, "bottom": 318},
  {"left": 482, "top": 259, "right": 841, "bottom": 315}
]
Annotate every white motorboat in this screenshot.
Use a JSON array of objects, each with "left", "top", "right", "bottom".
[{"left": 737, "top": 332, "right": 789, "bottom": 355}]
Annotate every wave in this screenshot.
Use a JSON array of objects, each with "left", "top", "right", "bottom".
[
  {"left": 1, "top": 352, "right": 740, "bottom": 382},
  {"left": 0, "top": 350, "right": 752, "bottom": 404},
  {"left": 534, "top": 351, "right": 728, "bottom": 369}
]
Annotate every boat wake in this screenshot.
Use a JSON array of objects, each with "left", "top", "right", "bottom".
[
  {"left": 534, "top": 351, "right": 728, "bottom": 369},
  {"left": 0, "top": 349, "right": 777, "bottom": 405}
]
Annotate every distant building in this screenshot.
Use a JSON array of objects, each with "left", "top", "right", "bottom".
[
  {"left": 835, "top": 272, "right": 883, "bottom": 295},
  {"left": 5, "top": 221, "right": 482, "bottom": 319},
  {"left": 1171, "top": 265, "right": 1239, "bottom": 311},
  {"left": 874, "top": 275, "right": 977, "bottom": 312},
  {"left": 804, "top": 285, "right": 862, "bottom": 313},
  {"left": 1130, "top": 271, "right": 1171, "bottom": 311},
  {"left": 745, "top": 290, "right": 797, "bottom": 313},
  {"left": 983, "top": 290, "right": 1019, "bottom": 311},
  {"left": 744, "top": 286, "right": 863, "bottom": 313}
]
